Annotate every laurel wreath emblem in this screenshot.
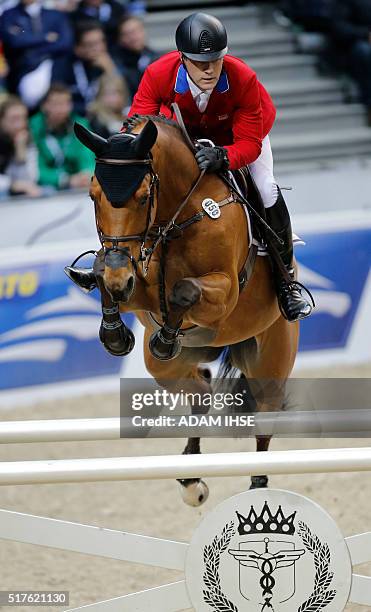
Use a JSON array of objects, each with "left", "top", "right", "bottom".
[
  {"left": 297, "top": 522, "right": 337, "bottom": 611},
  {"left": 203, "top": 521, "right": 238, "bottom": 612}
]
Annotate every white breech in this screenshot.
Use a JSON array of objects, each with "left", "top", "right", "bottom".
[{"left": 248, "top": 135, "right": 279, "bottom": 208}]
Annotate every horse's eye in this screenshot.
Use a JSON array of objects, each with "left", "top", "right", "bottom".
[{"left": 139, "top": 195, "right": 148, "bottom": 207}]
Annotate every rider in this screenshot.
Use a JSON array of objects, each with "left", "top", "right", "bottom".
[{"left": 67, "top": 12, "right": 312, "bottom": 322}]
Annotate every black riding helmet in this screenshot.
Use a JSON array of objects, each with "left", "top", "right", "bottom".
[{"left": 175, "top": 12, "right": 228, "bottom": 62}]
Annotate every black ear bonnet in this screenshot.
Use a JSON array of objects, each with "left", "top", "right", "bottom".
[
  {"left": 94, "top": 134, "right": 150, "bottom": 206},
  {"left": 74, "top": 121, "right": 158, "bottom": 206}
]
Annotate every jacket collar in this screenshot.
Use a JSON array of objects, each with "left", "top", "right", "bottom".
[{"left": 174, "top": 63, "right": 229, "bottom": 95}]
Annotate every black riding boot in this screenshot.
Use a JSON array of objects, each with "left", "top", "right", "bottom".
[
  {"left": 64, "top": 250, "right": 97, "bottom": 293},
  {"left": 266, "top": 189, "right": 313, "bottom": 322},
  {"left": 64, "top": 266, "right": 97, "bottom": 293}
]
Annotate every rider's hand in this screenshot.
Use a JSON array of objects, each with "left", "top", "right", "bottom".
[{"left": 195, "top": 146, "right": 229, "bottom": 173}]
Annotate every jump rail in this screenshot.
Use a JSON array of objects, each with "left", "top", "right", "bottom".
[
  {"left": 0, "top": 409, "right": 370, "bottom": 442},
  {"left": 0, "top": 447, "right": 371, "bottom": 485},
  {"left": 0, "top": 420, "right": 371, "bottom": 610}
]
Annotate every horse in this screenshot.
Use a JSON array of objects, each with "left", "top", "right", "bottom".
[{"left": 73, "top": 116, "right": 299, "bottom": 506}]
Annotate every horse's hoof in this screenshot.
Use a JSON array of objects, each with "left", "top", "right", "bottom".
[
  {"left": 179, "top": 479, "right": 209, "bottom": 507},
  {"left": 250, "top": 475, "right": 269, "bottom": 489},
  {"left": 149, "top": 330, "right": 181, "bottom": 361},
  {"left": 99, "top": 321, "right": 135, "bottom": 357}
]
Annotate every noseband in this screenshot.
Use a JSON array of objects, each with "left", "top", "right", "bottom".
[{"left": 94, "top": 157, "right": 160, "bottom": 275}]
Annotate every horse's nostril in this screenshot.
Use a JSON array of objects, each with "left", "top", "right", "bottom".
[{"left": 127, "top": 276, "right": 134, "bottom": 292}]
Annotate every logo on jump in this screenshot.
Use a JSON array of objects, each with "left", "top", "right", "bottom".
[
  {"left": 187, "top": 491, "right": 348, "bottom": 612},
  {"left": 228, "top": 503, "right": 305, "bottom": 610}
]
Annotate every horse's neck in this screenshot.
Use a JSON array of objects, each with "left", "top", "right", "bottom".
[{"left": 154, "top": 129, "right": 199, "bottom": 219}]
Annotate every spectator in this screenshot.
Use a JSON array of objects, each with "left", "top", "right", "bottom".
[
  {"left": 87, "top": 73, "right": 129, "bottom": 138},
  {"left": 0, "top": 0, "right": 73, "bottom": 109},
  {"left": 332, "top": 0, "right": 371, "bottom": 123},
  {"left": 55, "top": 21, "right": 118, "bottom": 115},
  {"left": 0, "top": 42, "right": 8, "bottom": 93},
  {"left": 71, "top": 0, "right": 126, "bottom": 47},
  {"left": 114, "top": 15, "right": 158, "bottom": 98},
  {"left": 29, "top": 84, "right": 94, "bottom": 190},
  {"left": 0, "top": 96, "right": 41, "bottom": 198}
]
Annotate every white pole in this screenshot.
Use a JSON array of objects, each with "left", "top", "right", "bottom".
[
  {"left": 0, "top": 448, "right": 371, "bottom": 485},
  {"left": 0, "top": 418, "right": 120, "bottom": 443},
  {"left": 0, "top": 410, "right": 370, "bottom": 443}
]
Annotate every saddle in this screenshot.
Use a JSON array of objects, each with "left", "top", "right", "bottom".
[{"left": 171, "top": 103, "right": 266, "bottom": 247}]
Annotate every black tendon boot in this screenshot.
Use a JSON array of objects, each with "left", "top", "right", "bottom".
[{"left": 265, "top": 189, "right": 314, "bottom": 322}]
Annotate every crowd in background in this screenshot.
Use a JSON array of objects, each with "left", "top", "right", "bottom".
[
  {"left": 1, "top": 0, "right": 371, "bottom": 199},
  {"left": 278, "top": 0, "right": 371, "bottom": 124},
  {"left": 0, "top": 0, "right": 157, "bottom": 199}
]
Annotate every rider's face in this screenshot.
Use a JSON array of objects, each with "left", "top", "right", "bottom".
[{"left": 182, "top": 56, "right": 224, "bottom": 91}]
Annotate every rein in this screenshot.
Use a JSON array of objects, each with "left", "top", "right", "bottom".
[
  {"left": 95, "top": 155, "right": 209, "bottom": 278},
  {"left": 93, "top": 137, "right": 255, "bottom": 323}
]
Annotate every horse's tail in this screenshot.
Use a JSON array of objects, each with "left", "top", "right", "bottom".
[
  {"left": 215, "top": 344, "right": 257, "bottom": 413},
  {"left": 216, "top": 346, "right": 240, "bottom": 379}
]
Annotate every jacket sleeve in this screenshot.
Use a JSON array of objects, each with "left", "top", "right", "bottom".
[
  {"left": 223, "top": 72, "right": 263, "bottom": 170},
  {"left": 47, "top": 13, "right": 73, "bottom": 55},
  {"left": 332, "top": 0, "right": 369, "bottom": 44},
  {"left": 128, "top": 65, "right": 162, "bottom": 116},
  {"left": 29, "top": 116, "right": 61, "bottom": 188},
  {"left": 0, "top": 10, "right": 73, "bottom": 52},
  {"left": 0, "top": 12, "right": 46, "bottom": 49},
  {"left": 75, "top": 139, "right": 95, "bottom": 173}
]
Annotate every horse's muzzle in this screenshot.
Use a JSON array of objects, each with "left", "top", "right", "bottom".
[{"left": 104, "top": 248, "right": 136, "bottom": 303}]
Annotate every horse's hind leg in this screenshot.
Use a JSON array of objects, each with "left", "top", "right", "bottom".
[
  {"left": 144, "top": 331, "right": 221, "bottom": 506},
  {"left": 250, "top": 436, "right": 271, "bottom": 489},
  {"left": 230, "top": 316, "right": 299, "bottom": 489}
]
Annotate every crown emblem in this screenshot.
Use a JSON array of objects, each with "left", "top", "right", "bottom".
[{"left": 236, "top": 502, "right": 297, "bottom": 536}]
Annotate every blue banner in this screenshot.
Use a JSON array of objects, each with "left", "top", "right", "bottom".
[
  {"left": 0, "top": 257, "right": 131, "bottom": 391},
  {"left": 296, "top": 228, "right": 371, "bottom": 352},
  {"left": 0, "top": 225, "right": 370, "bottom": 391}
]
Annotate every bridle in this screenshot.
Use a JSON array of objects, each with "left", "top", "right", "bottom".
[
  {"left": 94, "top": 156, "right": 160, "bottom": 276},
  {"left": 94, "top": 155, "right": 206, "bottom": 277}
]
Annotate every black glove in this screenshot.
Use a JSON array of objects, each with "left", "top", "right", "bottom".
[{"left": 195, "top": 146, "right": 230, "bottom": 173}]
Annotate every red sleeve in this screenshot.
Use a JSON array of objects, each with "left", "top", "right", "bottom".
[
  {"left": 128, "top": 65, "right": 162, "bottom": 117},
  {"left": 223, "top": 72, "right": 263, "bottom": 170}
]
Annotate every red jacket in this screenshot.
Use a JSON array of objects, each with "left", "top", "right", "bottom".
[{"left": 128, "top": 51, "right": 276, "bottom": 170}]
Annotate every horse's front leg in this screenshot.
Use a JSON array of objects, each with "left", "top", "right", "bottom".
[
  {"left": 94, "top": 251, "right": 135, "bottom": 357},
  {"left": 149, "top": 273, "right": 232, "bottom": 360}
]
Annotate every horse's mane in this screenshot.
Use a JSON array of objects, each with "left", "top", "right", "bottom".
[{"left": 122, "top": 113, "right": 185, "bottom": 142}]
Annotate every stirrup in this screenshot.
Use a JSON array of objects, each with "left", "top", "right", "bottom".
[
  {"left": 64, "top": 250, "right": 98, "bottom": 293},
  {"left": 278, "top": 278, "right": 315, "bottom": 322}
]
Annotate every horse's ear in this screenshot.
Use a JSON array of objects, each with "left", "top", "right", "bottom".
[
  {"left": 74, "top": 122, "right": 107, "bottom": 155},
  {"left": 133, "top": 120, "right": 158, "bottom": 158}
]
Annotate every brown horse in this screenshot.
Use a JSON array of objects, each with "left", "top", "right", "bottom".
[{"left": 73, "top": 116, "right": 299, "bottom": 506}]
